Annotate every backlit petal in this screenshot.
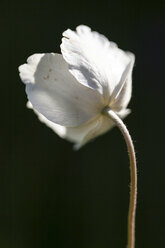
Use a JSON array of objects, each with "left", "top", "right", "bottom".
[
  {"left": 110, "top": 53, "right": 135, "bottom": 111},
  {"left": 26, "top": 101, "right": 67, "bottom": 138},
  {"left": 74, "top": 108, "right": 131, "bottom": 150},
  {"left": 27, "top": 101, "right": 131, "bottom": 150},
  {"left": 19, "top": 53, "right": 104, "bottom": 127},
  {"left": 61, "top": 25, "right": 131, "bottom": 103},
  {"left": 72, "top": 115, "right": 115, "bottom": 150}
]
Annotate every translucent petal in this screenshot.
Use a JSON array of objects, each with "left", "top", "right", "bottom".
[
  {"left": 27, "top": 101, "right": 131, "bottom": 150},
  {"left": 72, "top": 115, "right": 114, "bottom": 150},
  {"left": 72, "top": 108, "right": 131, "bottom": 149},
  {"left": 27, "top": 101, "right": 106, "bottom": 148},
  {"left": 26, "top": 101, "right": 67, "bottom": 138},
  {"left": 19, "top": 53, "right": 104, "bottom": 127},
  {"left": 110, "top": 53, "right": 135, "bottom": 111},
  {"left": 61, "top": 25, "right": 132, "bottom": 103}
]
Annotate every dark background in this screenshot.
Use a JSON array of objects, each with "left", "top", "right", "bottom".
[{"left": 1, "top": 0, "right": 165, "bottom": 247}]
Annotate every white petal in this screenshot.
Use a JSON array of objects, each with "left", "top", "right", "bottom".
[
  {"left": 72, "top": 108, "right": 131, "bottom": 149},
  {"left": 19, "top": 54, "right": 44, "bottom": 84},
  {"left": 27, "top": 100, "right": 114, "bottom": 149},
  {"left": 26, "top": 100, "right": 104, "bottom": 147},
  {"left": 110, "top": 53, "right": 135, "bottom": 111},
  {"left": 27, "top": 101, "right": 67, "bottom": 138},
  {"left": 116, "top": 108, "right": 131, "bottom": 119},
  {"left": 19, "top": 53, "right": 104, "bottom": 127},
  {"left": 72, "top": 115, "right": 115, "bottom": 150},
  {"left": 61, "top": 25, "right": 131, "bottom": 103},
  {"left": 27, "top": 101, "right": 130, "bottom": 150}
]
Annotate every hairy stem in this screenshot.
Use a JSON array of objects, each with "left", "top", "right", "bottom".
[{"left": 103, "top": 107, "right": 137, "bottom": 248}]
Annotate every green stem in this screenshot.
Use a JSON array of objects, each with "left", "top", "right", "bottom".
[{"left": 103, "top": 107, "right": 137, "bottom": 248}]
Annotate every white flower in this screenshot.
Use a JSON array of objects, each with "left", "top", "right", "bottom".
[{"left": 19, "top": 25, "right": 135, "bottom": 149}]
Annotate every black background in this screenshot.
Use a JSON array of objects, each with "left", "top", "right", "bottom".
[{"left": 1, "top": 0, "right": 165, "bottom": 247}]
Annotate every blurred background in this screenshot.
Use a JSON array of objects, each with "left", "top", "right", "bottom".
[{"left": 1, "top": 0, "right": 165, "bottom": 247}]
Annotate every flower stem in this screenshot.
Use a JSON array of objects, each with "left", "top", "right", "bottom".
[{"left": 103, "top": 107, "right": 137, "bottom": 248}]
